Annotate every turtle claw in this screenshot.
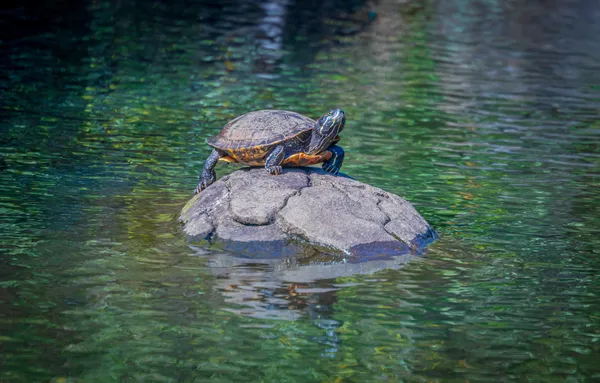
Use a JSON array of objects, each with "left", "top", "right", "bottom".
[
  {"left": 267, "top": 166, "right": 282, "bottom": 175},
  {"left": 322, "top": 145, "right": 344, "bottom": 176},
  {"left": 325, "top": 167, "right": 340, "bottom": 176},
  {"left": 323, "top": 163, "right": 338, "bottom": 175},
  {"left": 196, "top": 170, "right": 216, "bottom": 194},
  {"left": 322, "top": 160, "right": 341, "bottom": 176},
  {"left": 195, "top": 182, "right": 209, "bottom": 194}
]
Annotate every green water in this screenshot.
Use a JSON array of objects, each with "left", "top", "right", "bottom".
[{"left": 2, "top": 0, "right": 599, "bottom": 381}]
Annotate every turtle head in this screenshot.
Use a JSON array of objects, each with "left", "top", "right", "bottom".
[{"left": 308, "top": 109, "right": 346, "bottom": 154}]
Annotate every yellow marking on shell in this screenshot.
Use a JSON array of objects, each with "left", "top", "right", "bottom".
[
  {"left": 218, "top": 156, "right": 238, "bottom": 163},
  {"left": 218, "top": 147, "right": 269, "bottom": 166},
  {"left": 219, "top": 151, "right": 332, "bottom": 167},
  {"left": 283, "top": 151, "right": 332, "bottom": 166}
]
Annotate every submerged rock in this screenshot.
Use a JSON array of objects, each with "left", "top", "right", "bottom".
[{"left": 180, "top": 168, "right": 437, "bottom": 255}]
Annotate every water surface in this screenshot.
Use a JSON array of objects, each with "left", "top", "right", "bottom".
[{"left": 1, "top": 0, "right": 599, "bottom": 381}]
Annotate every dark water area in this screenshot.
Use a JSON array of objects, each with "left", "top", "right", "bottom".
[{"left": 1, "top": 0, "right": 599, "bottom": 381}]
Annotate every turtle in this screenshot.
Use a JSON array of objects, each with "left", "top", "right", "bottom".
[{"left": 195, "top": 108, "right": 346, "bottom": 193}]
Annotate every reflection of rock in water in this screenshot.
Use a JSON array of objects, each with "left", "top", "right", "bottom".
[
  {"left": 208, "top": 250, "right": 415, "bottom": 282},
  {"left": 194, "top": 247, "right": 414, "bottom": 357},
  {"left": 193, "top": 246, "right": 414, "bottom": 320}
]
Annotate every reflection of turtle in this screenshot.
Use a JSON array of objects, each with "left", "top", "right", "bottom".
[{"left": 195, "top": 109, "right": 346, "bottom": 193}]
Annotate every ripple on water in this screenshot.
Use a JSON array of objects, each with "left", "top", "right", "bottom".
[{"left": 1, "top": 0, "right": 600, "bottom": 381}]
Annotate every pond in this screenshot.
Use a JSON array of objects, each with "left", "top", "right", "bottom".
[{"left": 1, "top": 0, "right": 599, "bottom": 381}]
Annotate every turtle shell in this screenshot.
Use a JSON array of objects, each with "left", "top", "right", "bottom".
[{"left": 207, "top": 110, "right": 314, "bottom": 152}]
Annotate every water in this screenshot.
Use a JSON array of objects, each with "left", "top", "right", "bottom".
[{"left": 1, "top": 0, "right": 599, "bottom": 381}]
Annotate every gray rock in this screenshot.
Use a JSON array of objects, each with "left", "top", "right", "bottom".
[
  {"left": 180, "top": 167, "right": 437, "bottom": 254},
  {"left": 216, "top": 218, "right": 286, "bottom": 242}
]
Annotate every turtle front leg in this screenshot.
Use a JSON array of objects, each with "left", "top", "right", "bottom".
[
  {"left": 265, "top": 145, "right": 285, "bottom": 175},
  {"left": 195, "top": 149, "right": 221, "bottom": 194},
  {"left": 322, "top": 145, "right": 344, "bottom": 175}
]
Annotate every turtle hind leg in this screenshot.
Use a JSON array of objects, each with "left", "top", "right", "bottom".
[
  {"left": 196, "top": 149, "right": 221, "bottom": 194},
  {"left": 265, "top": 145, "right": 285, "bottom": 175},
  {"left": 322, "top": 145, "right": 344, "bottom": 175}
]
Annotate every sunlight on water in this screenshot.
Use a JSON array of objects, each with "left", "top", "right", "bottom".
[{"left": 1, "top": 0, "right": 599, "bottom": 381}]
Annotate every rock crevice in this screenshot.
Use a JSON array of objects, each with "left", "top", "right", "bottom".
[{"left": 180, "top": 168, "right": 437, "bottom": 254}]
